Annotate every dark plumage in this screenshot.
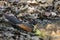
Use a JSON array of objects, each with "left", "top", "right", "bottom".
[{"left": 4, "top": 13, "right": 22, "bottom": 24}]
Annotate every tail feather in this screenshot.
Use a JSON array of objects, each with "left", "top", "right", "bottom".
[{"left": 4, "top": 13, "right": 22, "bottom": 24}]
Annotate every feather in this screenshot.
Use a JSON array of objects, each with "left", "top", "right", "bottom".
[{"left": 4, "top": 13, "right": 22, "bottom": 24}]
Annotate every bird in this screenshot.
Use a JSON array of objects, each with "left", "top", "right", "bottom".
[{"left": 4, "top": 13, "right": 32, "bottom": 32}]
